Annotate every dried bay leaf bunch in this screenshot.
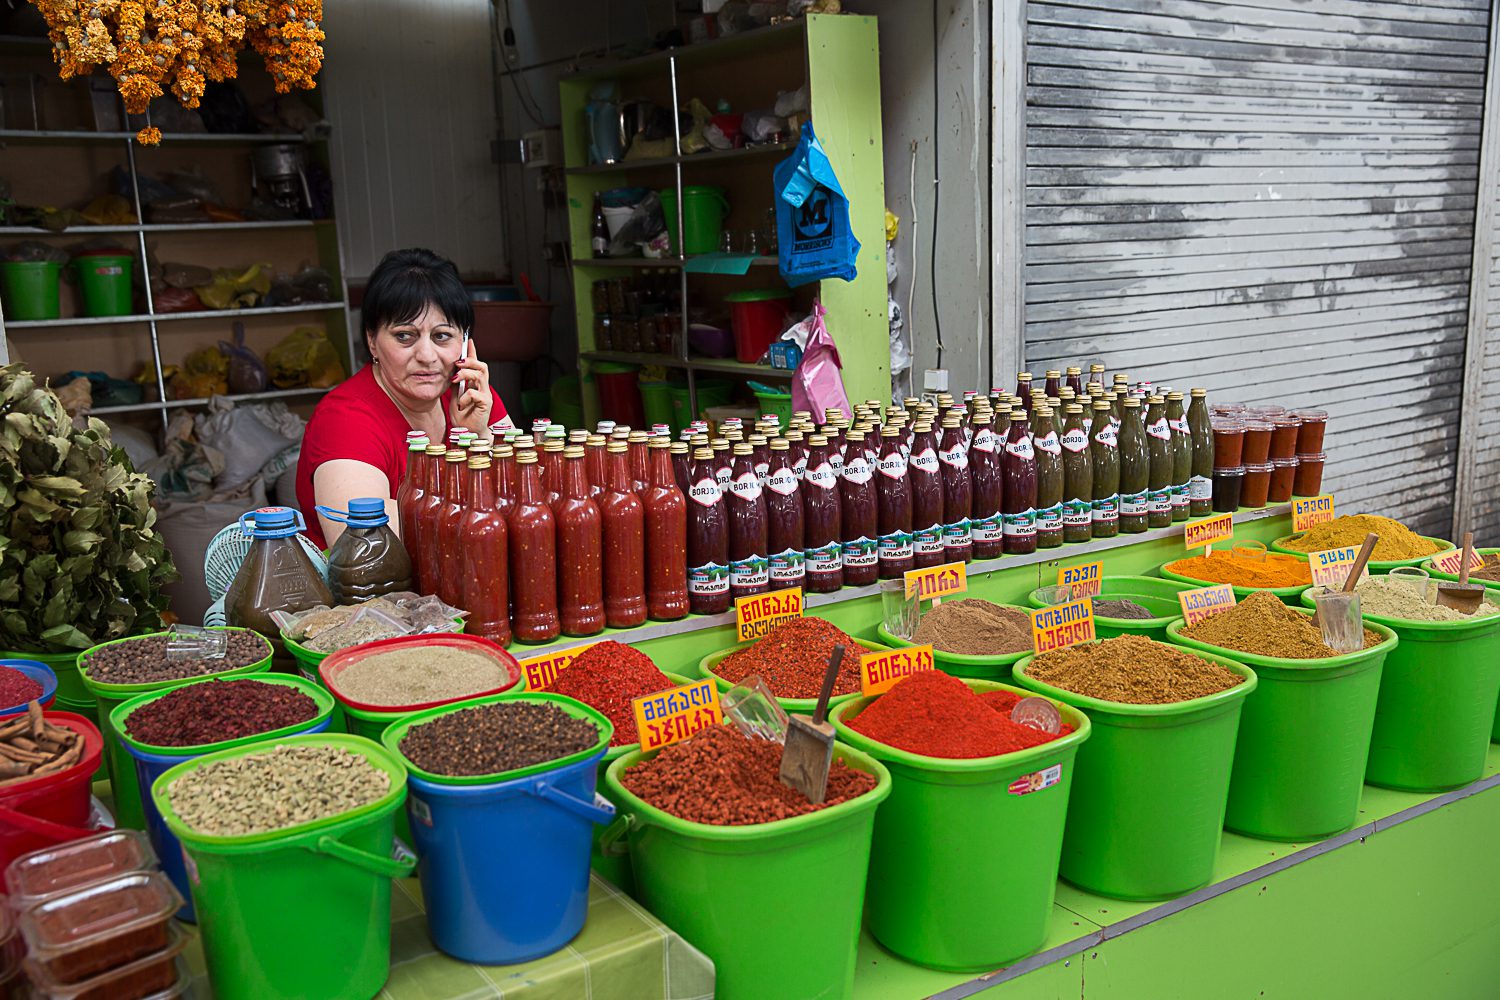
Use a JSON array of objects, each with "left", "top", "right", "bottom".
[{"left": 0, "top": 364, "right": 177, "bottom": 652}]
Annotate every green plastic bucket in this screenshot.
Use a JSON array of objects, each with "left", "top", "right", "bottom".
[
  {"left": 1166, "top": 614, "right": 1396, "bottom": 841},
  {"left": 78, "top": 628, "right": 274, "bottom": 831},
  {"left": 72, "top": 253, "right": 134, "bottom": 317},
  {"left": 152, "top": 734, "right": 413, "bottom": 1000},
  {"left": 1271, "top": 533, "right": 1454, "bottom": 572},
  {"left": 639, "top": 379, "right": 675, "bottom": 431},
  {"left": 603, "top": 742, "right": 890, "bottom": 1000},
  {"left": 1423, "top": 546, "right": 1500, "bottom": 591},
  {"left": 1159, "top": 559, "right": 1310, "bottom": 606},
  {"left": 668, "top": 377, "right": 734, "bottom": 431},
  {"left": 699, "top": 637, "right": 890, "bottom": 715},
  {"left": 1027, "top": 575, "right": 1197, "bottom": 642},
  {"left": 830, "top": 681, "right": 1090, "bottom": 971},
  {"left": 0, "top": 260, "right": 62, "bottom": 320},
  {"left": 751, "top": 384, "right": 794, "bottom": 427},
  {"left": 1012, "top": 645, "right": 1257, "bottom": 900},
  {"left": 876, "top": 618, "right": 1029, "bottom": 681},
  {"left": 0, "top": 648, "right": 85, "bottom": 703},
  {"left": 658, "top": 186, "right": 729, "bottom": 255},
  {"left": 1299, "top": 588, "right": 1500, "bottom": 790}
]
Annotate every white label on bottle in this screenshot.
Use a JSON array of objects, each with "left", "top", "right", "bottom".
[
  {"left": 1035, "top": 431, "right": 1061, "bottom": 456},
  {"left": 730, "top": 555, "right": 769, "bottom": 590},
  {"left": 688, "top": 562, "right": 729, "bottom": 595},
  {"left": 769, "top": 548, "right": 805, "bottom": 583},
  {"left": 1036, "top": 504, "right": 1064, "bottom": 532},
  {"left": 939, "top": 444, "right": 969, "bottom": 470},
  {"left": 766, "top": 467, "right": 799, "bottom": 497},
  {"left": 841, "top": 536, "right": 878, "bottom": 568},
  {"left": 1061, "top": 428, "right": 1089, "bottom": 453},
  {"left": 1003, "top": 509, "right": 1037, "bottom": 537},
  {"left": 1169, "top": 417, "right": 1189, "bottom": 435},
  {"left": 971, "top": 428, "right": 997, "bottom": 453},
  {"left": 1083, "top": 416, "right": 1094, "bottom": 435},
  {"left": 805, "top": 541, "right": 843, "bottom": 573},
  {"left": 729, "top": 473, "right": 763, "bottom": 501},
  {"left": 943, "top": 519, "right": 973, "bottom": 548},
  {"left": 689, "top": 477, "right": 722, "bottom": 507},
  {"left": 755, "top": 461, "right": 769, "bottom": 484},
  {"left": 1005, "top": 436, "right": 1036, "bottom": 460},
  {"left": 1148, "top": 489, "right": 1172, "bottom": 513},
  {"left": 806, "top": 462, "right": 838, "bottom": 491},
  {"left": 910, "top": 447, "right": 939, "bottom": 475},
  {"left": 1092, "top": 495, "right": 1119, "bottom": 523},
  {"left": 829, "top": 451, "right": 845, "bottom": 478},
  {"left": 1148, "top": 418, "right": 1171, "bottom": 441},
  {"left": 878, "top": 531, "right": 914, "bottom": 561},
  {"left": 913, "top": 523, "right": 945, "bottom": 555},
  {"left": 591, "top": 235, "right": 608, "bottom": 255},
  {"left": 1189, "top": 475, "right": 1213, "bottom": 501},
  {"left": 1094, "top": 424, "right": 1118, "bottom": 449},
  {"left": 971, "top": 512, "right": 1002, "bottom": 542},
  {"left": 794, "top": 455, "right": 808, "bottom": 479},
  {"left": 715, "top": 465, "right": 732, "bottom": 488},
  {"left": 1170, "top": 483, "right": 1190, "bottom": 509},
  {"left": 842, "top": 456, "right": 873, "bottom": 485},
  {"left": 878, "top": 453, "right": 908, "bottom": 479},
  {"left": 1063, "top": 498, "right": 1093, "bottom": 527},
  {"left": 1120, "top": 491, "right": 1148, "bottom": 515}
]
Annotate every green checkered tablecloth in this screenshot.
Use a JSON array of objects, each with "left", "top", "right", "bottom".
[{"left": 181, "top": 874, "right": 714, "bottom": 1000}]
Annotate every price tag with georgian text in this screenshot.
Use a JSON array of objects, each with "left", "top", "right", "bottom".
[
  {"left": 518, "top": 643, "right": 597, "bottom": 691},
  {"left": 1431, "top": 547, "right": 1485, "bottom": 575},
  {"left": 1030, "top": 598, "right": 1096, "bottom": 655},
  {"left": 1308, "top": 546, "right": 1369, "bottom": 590},
  {"left": 1178, "top": 584, "right": 1236, "bottom": 627},
  {"left": 860, "top": 644, "right": 936, "bottom": 696},
  {"left": 734, "top": 587, "right": 803, "bottom": 642},
  {"left": 1184, "top": 513, "right": 1234, "bottom": 551},
  {"left": 1292, "top": 494, "right": 1335, "bottom": 533},
  {"left": 1058, "top": 561, "right": 1103, "bottom": 599},
  {"left": 633, "top": 679, "right": 723, "bottom": 753},
  {"left": 905, "top": 562, "right": 968, "bottom": 601}
]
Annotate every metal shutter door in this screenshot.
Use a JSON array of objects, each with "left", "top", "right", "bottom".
[{"left": 1022, "top": 0, "right": 1489, "bottom": 536}]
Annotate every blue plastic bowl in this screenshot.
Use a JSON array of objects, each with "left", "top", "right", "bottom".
[{"left": 0, "top": 659, "right": 59, "bottom": 714}]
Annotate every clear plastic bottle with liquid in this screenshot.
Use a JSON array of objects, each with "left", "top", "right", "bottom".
[
  {"left": 317, "top": 498, "right": 414, "bottom": 604},
  {"left": 226, "top": 506, "right": 334, "bottom": 639}
]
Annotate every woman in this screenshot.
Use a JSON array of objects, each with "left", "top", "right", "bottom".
[{"left": 296, "top": 247, "right": 511, "bottom": 549}]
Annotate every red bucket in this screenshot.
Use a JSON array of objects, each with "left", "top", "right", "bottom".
[
  {"left": 592, "top": 363, "right": 645, "bottom": 427},
  {"left": 726, "top": 290, "right": 792, "bottom": 364},
  {"left": 0, "top": 712, "right": 104, "bottom": 871}
]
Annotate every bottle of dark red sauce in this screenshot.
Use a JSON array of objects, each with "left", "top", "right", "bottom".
[
  {"left": 839, "top": 429, "right": 879, "bottom": 586},
  {"left": 801, "top": 434, "right": 845, "bottom": 593},
  {"left": 938, "top": 415, "right": 973, "bottom": 564},
  {"left": 1002, "top": 411, "right": 1039, "bottom": 554},
  {"left": 727, "top": 443, "right": 770, "bottom": 600},
  {"left": 875, "top": 426, "right": 914, "bottom": 579},
  {"left": 765, "top": 438, "right": 806, "bottom": 592},
  {"left": 686, "top": 447, "right": 731, "bottom": 614},
  {"left": 907, "top": 420, "right": 946, "bottom": 568}
]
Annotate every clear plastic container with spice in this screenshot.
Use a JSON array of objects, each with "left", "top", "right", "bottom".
[
  {"left": 1293, "top": 452, "right": 1325, "bottom": 496},
  {"left": 1241, "top": 462, "right": 1272, "bottom": 508},
  {"left": 5, "top": 831, "right": 156, "bottom": 910},
  {"left": 1268, "top": 416, "right": 1301, "bottom": 461},
  {"left": 1268, "top": 457, "right": 1298, "bottom": 503},
  {"left": 1210, "top": 417, "right": 1245, "bottom": 467},
  {"left": 1212, "top": 466, "right": 1245, "bottom": 512},
  {"left": 25, "top": 929, "right": 189, "bottom": 1000},
  {"left": 18, "top": 871, "right": 182, "bottom": 985},
  {"left": 1290, "top": 408, "right": 1327, "bottom": 452},
  {"left": 1241, "top": 420, "right": 1272, "bottom": 465}
]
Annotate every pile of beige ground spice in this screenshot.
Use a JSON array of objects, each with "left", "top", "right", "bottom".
[{"left": 912, "top": 599, "right": 1033, "bottom": 656}]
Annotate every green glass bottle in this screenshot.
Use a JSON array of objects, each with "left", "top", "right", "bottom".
[
  {"left": 1166, "top": 391, "right": 1192, "bottom": 522},
  {"left": 1090, "top": 399, "right": 1119, "bottom": 538},
  {"left": 1118, "top": 396, "right": 1149, "bottom": 533},
  {"left": 1145, "top": 395, "right": 1174, "bottom": 529}
]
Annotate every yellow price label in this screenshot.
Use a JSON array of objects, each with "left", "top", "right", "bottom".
[
  {"left": 859, "top": 645, "right": 936, "bottom": 696},
  {"left": 1431, "top": 547, "right": 1484, "bottom": 575},
  {"left": 905, "top": 562, "right": 968, "bottom": 600},
  {"left": 1030, "top": 598, "right": 1096, "bottom": 655},
  {"left": 734, "top": 587, "right": 803, "bottom": 642},
  {"left": 1178, "top": 584, "right": 1236, "bottom": 627},
  {"left": 1058, "top": 561, "right": 1102, "bottom": 599},
  {"left": 517, "top": 643, "right": 596, "bottom": 691},
  {"left": 1184, "top": 512, "right": 1234, "bottom": 551},
  {"left": 1308, "top": 546, "right": 1369, "bottom": 590},
  {"left": 632, "top": 679, "right": 723, "bottom": 753},
  {"left": 1292, "top": 495, "right": 1335, "bottom": 533}
]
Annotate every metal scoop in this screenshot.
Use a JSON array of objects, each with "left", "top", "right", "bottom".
[
  {"left": 1436, "top": 532, "right": 1486, "bottom": 615},
  {"left": 779, "top": 644, "right": 845, "bottom": 804}
]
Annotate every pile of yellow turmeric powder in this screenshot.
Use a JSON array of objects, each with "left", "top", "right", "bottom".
[
  {"left": 1166, "top": 551, "right": 1311, "bottom": 589},
  {"left": 1279, "top": 514, "right": 1444, "bottom": 561}
]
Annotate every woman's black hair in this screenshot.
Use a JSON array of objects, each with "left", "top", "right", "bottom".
[{"left": 361, "top": 248, "right": 473, "bottom": 344}]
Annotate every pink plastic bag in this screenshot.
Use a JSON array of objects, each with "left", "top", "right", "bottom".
[{"left": 791, "top": 302, "right": 852, "bottom": 420}]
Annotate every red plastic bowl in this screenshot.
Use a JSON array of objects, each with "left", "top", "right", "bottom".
[
  {"left": 318, "top": 634, "right": 522, "bottom": 714},
  {"left": 0, "top": 713, "right": 105, "bottom": 871}
]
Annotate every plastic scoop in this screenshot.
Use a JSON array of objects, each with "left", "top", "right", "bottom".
[
  {"left": 1231, "top": 540, "right": 1267, "bottom": 562},
  {"left": 723, "top": 675, "right": 788, "bottom": 744},
  {"left": 1011, "top": 697, "right": 1061, "bottom": 735},
  {"left": 779, "top": 643, "right": 844, "bottom": 804},
  {"left": 1436, "top": 532, "right": 1485, "bottom": 615}
]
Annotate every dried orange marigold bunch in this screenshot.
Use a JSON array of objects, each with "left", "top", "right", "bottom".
[{"left": 30, "top": 0, "right": 324, "bottom": 145}]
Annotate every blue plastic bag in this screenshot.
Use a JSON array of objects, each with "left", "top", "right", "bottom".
[{"left": 774, "top": 123, "right": 860, "bottom": 287}]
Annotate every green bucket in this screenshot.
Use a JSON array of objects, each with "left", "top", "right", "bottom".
[
  {"left": 603, "top": 742, "right": 890, "bottom": 1000},
  {"left": 152, "top": 734, "right": 414, "bottom": 1000},
  {"left": 72, "top": 253, "right": 134, "bottom": 317},
  {"left": 668, "top": 377, "right": 734, "bottom": 431},
  {"left": 639, "top": 379, "right": 675, "bottom": 431},
  {"left": 750, "top": 384, "right": 794, "bottom": 428},
  {"left": 112, "top": 674, "right": 338, "bottom": 758},
  {"left": 1166, "top": 613, "right": 1396, "bottom": 841},
  {"left": 0, "top": 648, "right": 85, "bottom": 703},
  {"left": 1271, "top": 533, "right": 1455, "bottom": 572},
  {"left": 1422, "top": 547, "right": 1500, "bottom": 591},
  {"left": 1299, "top": 588, "right": 1500, "bottom": 790},
  {"left": 78, "top": 628, "right": 274, "bottom": 831},
  {"left": 1159, "top": 559, "right": 1310, "bottom": 606},
  {"left": 876, "top": 617, "right": 1030, "bottom": 681},
  {"left": 1027, "top": 575, "right": 1197, "bottom": 642},
  {"left": 0, "top": 260, "right": 62, "bottom": 320},
  {"left": 699, "top": 637, "right": 891, "bottom": 715},
  {"left": 658, "top": 186, "right": 729, "bottom": 256},
  {"left": 1012, "top": 645, "right": 1257, "bottom": 900},
  {"left": 830, "top": 681, "right": 1090, "bottom": 971}
]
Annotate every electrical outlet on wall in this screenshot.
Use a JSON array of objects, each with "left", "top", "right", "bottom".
[{"left": 923, "top": 368, "right": 949, "bottom": 393}]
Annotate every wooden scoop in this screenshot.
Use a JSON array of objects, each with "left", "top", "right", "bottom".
[
  {"left": 1436, "top": 532, "right": 1485, "bottom": 615},
  {"left": 779, "top": 644, "right": 845, "bottom": 804},
  {"left": 1312, "top": 532, "right": 1378, "bottom": 627}
]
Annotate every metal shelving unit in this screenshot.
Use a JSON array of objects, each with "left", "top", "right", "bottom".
[
  {"left": 580, "top": 349, "right": 794, "bottom": 380},
  {"left": 90, "top": 385, "right": 333, "bottom": 415},
  {"left": 6, "top": 302, "right": 346, "bottom": 330},
  {"left": 0, "top": 220, "right": 319, "bottom": 237}
]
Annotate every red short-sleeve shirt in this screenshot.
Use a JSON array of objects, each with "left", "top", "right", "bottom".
[{"left": 295, "top": 365, "right": 506, "bottom": 549}]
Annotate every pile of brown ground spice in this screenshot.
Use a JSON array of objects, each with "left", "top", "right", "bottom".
[
  {"left": 911, "top": 599, "right": 1033, "bottom": 656},
  {"left": 1468, "top": 553, "right": 1500, "bottom": 583},
  {"left": 1093, "top": 599, "right": 1153, "bottom": 620},
  {"left": 1026, "top": 635, "right": 1244, "bottom": 705},
  {"left": 1179, "top": 591, "right": 1382, "bottom": 659}
]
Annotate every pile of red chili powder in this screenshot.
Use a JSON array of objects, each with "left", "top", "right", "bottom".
[
  {"left": 0, "top": 666, "right": 43, "bottom": 708},
  {"left": 544, "top": 641, "right": 675, "bottom": 746},
  {"left": 847, "top": 671, "right": 1072, "bottom": 759},
  {"left": 713, "top": 617, "right": 863, "bottom": 698},
  {"left": 620, "top": 724, "right": 877, "bottom": 824}
]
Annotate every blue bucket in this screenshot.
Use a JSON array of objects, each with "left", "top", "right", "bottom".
[
  {"left": 406, "top": 749, "right": 615, "bottom": 963},
  {"left": 0, "top": 660, "right": 59, "bottom": 714}
]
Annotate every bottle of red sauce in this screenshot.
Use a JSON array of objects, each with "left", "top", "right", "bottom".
[
  {"left": 908, "top": 420, "right": 946, "bottom": 568},
  {"left": 541, "top": 441, "right": 566, "bottom": 505},
  {"left": 1003, "top": 411, "right": 1039, "bottom": 554},
  {"left": 555, "top": 446, "right": 604, "bottom": 636},
  {"left": 938, "top": 415, "right": 973, "bottom": 563},
  {"left": 411, "top": 443, "right": 448, "bottom": 595},
  {"left": 492, "top": 443, "right": 516, "bottom": 519},
  {"left": 749, "top": 433, "right": 771, "bottom": 485},
  {"left": 876, "top": 426, "right": 913, "bottom": 579},
  {"left": 642, "top": 439, "right": 689, "bottom": 620},
  {"left": 584, "top": 434, "right": 608, "bottom": 496},
  {"left": 686, "top": 446, "right": 731, "bottom": 614},
  {"left": 507, "top": 450, "right": 560, "bottom": 643},
  {"left": 839, "top": 429, "right": 879, "bottom": 586},
  {"left": 396, "top": 431, "right": 428, "bottom": 541},
  {"left": 599, "top": 441, "right": 647, "bottom": 628},
  {"left": 436, "top": 448, "right": 469, "bottom": 607},
  {"left": 802, "top": 433, "right": 845, "bottom": 592},
  {"left": 765, "top": 439, "right": 806, "bottom": 591},
  {"left": 459, "top": 452, "right": 511, "bottom": 646},
  {"left": 628, "top": 430, "right": 651, "bottom": 493},
  {"left": 968, "top": 413, "right": 1004, "bottom": 559},
  {"left": 727, "top": 443, "right": 770, "bottom": 599}
]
